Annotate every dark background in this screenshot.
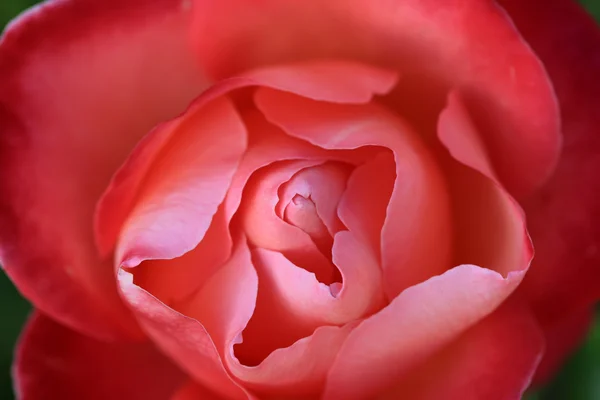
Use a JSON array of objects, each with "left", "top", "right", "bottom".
[{"left": 1, "top": 0, "right": 600, "bottom": 399}]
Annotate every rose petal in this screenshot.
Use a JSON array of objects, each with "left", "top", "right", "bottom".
[
  {"left": 337, "top": 151, "right": 395, "bottom": 261},
  {"left": 117, "top": 269, "right": 249, "bottom": 400},
  {"left": 14, "top": 312, "right": 185, "bottom": 400},
  {"left": 131, "top": 204, "right": 232, "bottom": 305},
  {"left": 246, "top": 232, "right": 383, "bottom": 330},
  {"left": 255, "top": 89, "right": 452, "bottom": 299},
  {"left": 277, "top": 162, "right": 351, "bottom": 236},
  {"left": 323, "top": 265, "right": 527, "bottom": 399},
  {"left": 240, "top": 160, "right": 335, "bottom": 283},
  {"left": 497, "top": 1, "right": 600, "bottom": 380},
  {"left": 176, "top": 239, "right": 354, "bottom": 396},
  {"left": 192, "top": 0, "right": 560, "bottom": 196},
  {"left": 532, "top": 307, "right": 593, "bottom": 385},
  {"left": 439, "top": 91, "right": 532, "bottom": 276},
  {"left": 97, "top": 60, "right": 397, "bottom": 256},
  {"left": 114, "top": 97, "right": 246, "bottom": 268},
  {"left": 378, "top": 298, "right": 544, "bottom": 399},
  {"left": 170, "top": 381, "right": 225, "bottom": 400},
  {"left": 230, "top": 324, "right": 356, "bottom": 397},
  {"left": 0, "top": 0, "right": 205, "bottom": 340}
]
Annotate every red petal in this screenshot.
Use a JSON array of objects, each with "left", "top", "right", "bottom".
[
  {"left": 14, "top": 312, "right": 185, "bottom": 400},
  {"left": 0, "top": 0, "right": 206, "bottom": 339},
  {"left": 379, "top": 298, "right": 544, "bottom": 400},
  {"left": 439, "top": 91, "right": 533, "bottom": 277},
  {"left": 532, "top": 307, "right": 593, "bottom": 385},
  {"left": 497, "top": 0, "right": 600, "bottom": 379},
  {"left": 192, "top": 0, "right": 560, "bottom": 196},
  {"left": 255, "top": 89, "right": 452, "bottom": 299}
]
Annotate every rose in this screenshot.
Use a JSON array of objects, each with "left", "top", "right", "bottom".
[{"left": 1, "top": 0, "right": 599, "bottom": 399}]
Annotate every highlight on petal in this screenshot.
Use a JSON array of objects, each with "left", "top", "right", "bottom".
[
  {"left": 113, "top": 97, "right": 247, "bottom": 267},
  {"left": 323, "top": 265, "right": 527, "bottom": 400},
  {"left": 14, "top": 312, "right": 185, "bottom": 400},
  {"left": 337, "top": 151, "right": 395, "bottom": 260},
  {"left": 192, "top": 0, "right": 561, "bottom": 196},
  {"left": 255, "top": 88, "right": 452, "bottom": 299},
  {"left": 378, "top": 298, "right": 544, "bottom": 399}
]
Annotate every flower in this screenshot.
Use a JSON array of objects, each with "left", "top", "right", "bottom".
[{"left": 1, "top": 0, "right": 599, "bottom": 399}]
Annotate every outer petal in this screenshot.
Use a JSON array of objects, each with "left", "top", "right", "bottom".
[
  {"left": 0, "top": 0, "right": 206, "bottom": 339},
  {"left": 378, "top": 298, "right": 544, "bottom": 400},
  {"left": 192, "top": 0, "right": 561, "bottom": 196},
  {"left": 14, "top": 312, "right": 186, "bottom": 400},
  {"left": 498, "top": 0, "right": 600, "bottom": 380}
]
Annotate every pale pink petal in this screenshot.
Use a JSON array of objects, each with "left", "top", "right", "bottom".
[
  {"left": 131, "top": 205, "right": 232, "bottom": 305},
  {"left": 323, "top": 265, "right": 526, "bottom": 400},
  {"left": 239, "top": 160, "right": 336, "bottom": 283},
  {"left": 277, "top": 162, "right": 351, "bottom": 235},
  {"left": 114, "top": 97, "right": 246, "bottom": 268},
  {"left": 225, "top": 112, "right": 373, "bottom": 226},
  {"left": 255, "top": 89, "right": 452, "bottom": 298},
  {"left": 176, "top": 237, "right": 258, "bottom": 355},
  {"left": 284, "top": 195, "right": 333, "bottom": 256},
  {"left": 228, "top": 324, "right": 356, "bottom": 397},
  {"left": 338, "top": 151, "right": 395, "bottom": 261}
]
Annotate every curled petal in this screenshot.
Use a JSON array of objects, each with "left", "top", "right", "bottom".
[
  {"left": 110, "top": 97, "right": 246, "bottom": 268},
  {"left": 240, "top": 160, "right": 336, "bottom": 283},
  {"left": 117, "top": 269, "right": 249, "bottom": 400},
  {"left": 323, "top": 265, "right": 527, "bottom": 399},
  {"left": 255, "top": 89, "right": 452, "bottom": 298},
  {"left": 277, "top": 162, "right": 351, "bottom": 235},
  {"left": 338, "top": 151, "right": 395, "bottom": 261},
  {"left": 439, "top": 91, "right": 532, "bottom": 276}
]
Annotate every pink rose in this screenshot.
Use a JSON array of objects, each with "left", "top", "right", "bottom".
[{"left": 1, "top": 0, "right": 599, "bottom": 399}]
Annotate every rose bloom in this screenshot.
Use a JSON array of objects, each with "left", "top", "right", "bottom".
[{"left": 1, "top": 0, "right": 599, "bottom": 399}]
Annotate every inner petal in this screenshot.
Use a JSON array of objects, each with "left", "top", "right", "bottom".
[
  {"left": 284, "top": 194, "right": 333, "bottom": 258},
  {"left": 239, "top": 160, "right": 338, "bottom": 284},
  {"left": 276, "top": 161, "right": 352, "bottom": 235}
]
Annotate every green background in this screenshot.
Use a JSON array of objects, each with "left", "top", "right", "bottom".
[{"left": 1, "top": 0, "right": 599, "bottom": 399}]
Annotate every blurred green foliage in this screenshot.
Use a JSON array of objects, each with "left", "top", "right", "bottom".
[{"left": 1, "top": 0, "right": 600, "bottom": 399}]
